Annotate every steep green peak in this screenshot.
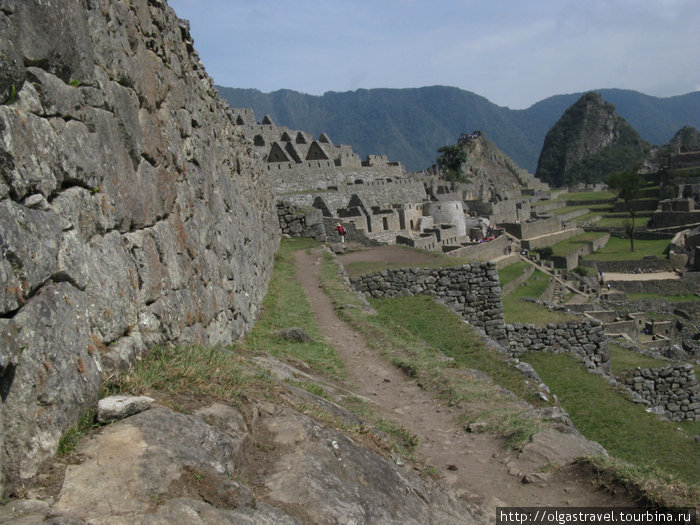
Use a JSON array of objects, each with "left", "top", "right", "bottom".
[{"left": 535, "top": 92, "right": 648, "bottom": 187}]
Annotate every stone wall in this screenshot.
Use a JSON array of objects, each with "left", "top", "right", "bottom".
[
  {"left": 266, "top": 161, "right": 404, "bottom": 193},
  {"left": 503, "top": 216, "right": 564, "bottom": 240},
  {"left": 442, "top": 235, "right": 509, "bottom": 262},
  {"left": 349, "top": 264, "right": 506, "bottom": 342},
  {"left": 348, "top": 263, "right": 608, "bottom": 371},
  {"left": 622, "top": 365, "right": 699, "bottom": 421},
  {"left": 505, "top": 321, "right": 610, "bottom": 372},
  {"left": 323, "top": 218, "right": 382, "bottom": 246},
  {"left": 549, "top": 232, "right": 609, "bottom": 270},
  {"left": 587, "top": 258, "right": 674, "bottom": 273},
  {"left": 606, "top": 274, "right": 700, "bottom": 295},
  {"left": 276, "top": 201, "right": 326, "bottom": 241},
  {"left": 0, "top": 0, "right": 279, "bottom": 493},
  {"left": 280, "top": 179, "right": 427, "bottom": 210},
  {"left": 522, "top": 227, "right": 584, "bottom": 252}
]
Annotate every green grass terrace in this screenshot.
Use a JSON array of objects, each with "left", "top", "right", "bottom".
[{"left": 582, "top": 236, "right": 669, "bottom": 261}]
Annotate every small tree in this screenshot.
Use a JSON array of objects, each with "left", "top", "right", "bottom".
[
  {"left": 608, "top": 170, "right": 643, "bottom": 252},
  {"left": 436, "top": 144, "right": 467, "bottom": 181}
]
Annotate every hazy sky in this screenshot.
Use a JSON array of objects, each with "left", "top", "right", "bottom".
[{"left": 168, "top": 0, "right": 700, "bottom": 109}]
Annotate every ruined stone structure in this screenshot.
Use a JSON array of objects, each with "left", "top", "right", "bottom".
[
  {"left": 229, "top": 108, "right": 404, "bottom": 192},
  {"left": 505, "top": 321, "right": 610, "bottom": 373},
  {"left": 349, "top": 264, "right": 610, "bottom": 370},
  {"left": 349, "top": 264, "right": 507, "bottom": 343},
  {"left": 276, "top": 200, "right": 326, "bottom": 241},
  {"left": 0, "top": 0, "right": 279, "bottom": 493},
  {"left": 622, "top": 365, "right": 699, "bottom": 421}
]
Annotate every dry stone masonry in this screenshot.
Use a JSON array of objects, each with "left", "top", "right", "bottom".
[
  {"left": 505, "top": 321, "right": 610, "bottom": 372},
  {"left": 350, "top": 263, "right": 507, "bottom": 342},
  {"left": 622, "top": 364, "right": 699, "bottom": 421},
  {"left": 276, "top": 200, "right": 326, "bottom": 241},
  {"left": 0, "top": 0, "right": 278, "bottom": 493},
  {"left": 350, "top": 265, "right": 610, "bottom": 372}
]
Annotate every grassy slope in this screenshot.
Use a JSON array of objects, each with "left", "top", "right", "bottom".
[
  {"left": 523, "top": 352, "right": 700, "bottom": 486},
  {"left": 583, "top": 236, "right": 669, "bottom": 261}
]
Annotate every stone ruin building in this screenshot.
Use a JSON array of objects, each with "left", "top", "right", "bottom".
[{"left": 230, "top": 109, "right": 558, "bottom": 262}]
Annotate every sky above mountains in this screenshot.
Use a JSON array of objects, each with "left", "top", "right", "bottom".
[{"left": 169, "top": 0, "right": 700, "bottom": 110}]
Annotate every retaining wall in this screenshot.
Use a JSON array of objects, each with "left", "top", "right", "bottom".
[
  {"left": 349, "top": 263, "right": 609, "bottom": 370},
  {"left": 349, "top": 263, "right": 507, "bottom": 342},
  {"left": 622, "top": 365, "right": 699, "bottom": 421},
  {"left": 442, "top": 235, "right": 509, "bottom": 262},
  {"left": 505, "top": 321, "right": 610, "bottom": 372}
]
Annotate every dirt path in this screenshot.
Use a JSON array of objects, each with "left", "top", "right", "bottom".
[{"left": 294, "top": 248, "right": 636, "bottom": 511}]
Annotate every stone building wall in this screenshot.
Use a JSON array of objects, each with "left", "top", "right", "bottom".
[
  {"left": 622, "top": 365, "right": 699, "bottom": 421},
  {"left": 605, "top": 274, "right": 700, "bottom": 295},
  {"left": 323, "top": 218, "right": 382, "bottom": 246},
  {"left": 522, "top": 227, "right": 584, "bottom": 251},
  {"left": 442, "top": 235, "right": 509, "bottom": 262},
  {"left": 280, "top": 179, "right": 427, "bottom": 211},
  {"left": 0, "top": 0, "right": 279, "bottom": 493},
  {"left": 266, "top": 161, "right": 404, "bottom": 193}
]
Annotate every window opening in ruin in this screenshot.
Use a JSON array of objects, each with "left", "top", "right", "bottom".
[{"left": 383, "top": 217, "right": 389, "bottom": 230}]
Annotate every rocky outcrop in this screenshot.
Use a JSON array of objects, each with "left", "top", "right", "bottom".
[
  {"left": 0, "top": 0, "right": 278, "bottom": 493},
  {"left": 0, "top": 396, "right": 485, "bottom": 524}
]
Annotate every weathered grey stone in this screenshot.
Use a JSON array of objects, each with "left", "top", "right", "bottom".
[
  {"left": 0, "top": 199, "right": 62, "bottom": 314},
  {"left": 96, "top": 395, "right": 155, "bottom": 423},
  {"left": 0, "top": 0, "right": 280, "bottom": 492},
  {"left": 3, "top": 282, "right": 98, "bottom": 485},
  {"left": 276, "top": 327, "right": 314, "bottom": 344}
]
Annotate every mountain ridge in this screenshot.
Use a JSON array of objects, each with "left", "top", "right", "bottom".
[{"left": 216, "top": 85, "right": 700, "bottom": 172}]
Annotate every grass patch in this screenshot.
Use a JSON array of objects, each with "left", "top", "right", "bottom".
[
  {"left": 583, "top": 237, "right": 669, "bottom": 261},
  {"left": 242, "top": 238, "right": 344, "bottom": 379},
  {"left": 608, "top": 343, "right": 670, "bottom": 374},
  {"left": 501, "top": 269, "right": 577, "bottom": 325},
  {"left": 376, "top": 419, "right": 419, "bottom": 459},
  {"left": 57, "top": 409, "right": 97, "bottom": 456},
  {"left": 523, "top": 352, "right": 700, "bottom": 487},
  {"left": 498, "top": 261, "right": 531, "bottom": 287},
  {"left": 370, "top": 295, "right": 544, "bottom": 406},
  {"left": 341, "top": 246, "right": 475, "bottom": 277},
  {"left": 581, "top": 456, "right": 700, "bottom": 508},
  {"left": 625, "top": 292, "right": 700, "bottom": 302},
  {"left": 549, "top": 232, "right": 609, "bottom": 257},
  {"left": 114, "top": 344, "right": 261, "bottom": 401}
]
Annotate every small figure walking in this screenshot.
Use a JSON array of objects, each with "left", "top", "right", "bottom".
[{"left": 335, "top": 223, "right": 346, "bottom": 243}]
